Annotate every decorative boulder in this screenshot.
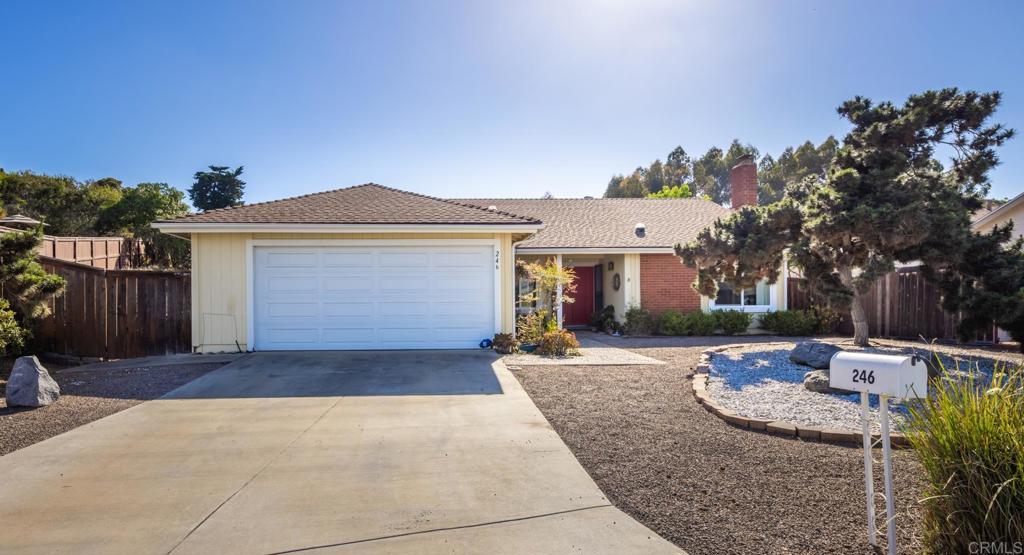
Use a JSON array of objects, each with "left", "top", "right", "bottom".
[
  {"left": 803, "top": 369, "right": 855, "bottom": 394},
  {"left": 5, "top": 356, "right": 60, "bottom": 407},
  {"left": 789, "top": 342, "right": 842, "bottom": 369},
  {"left": 803, "top": 370, "right": 836, "bottom": 393}
]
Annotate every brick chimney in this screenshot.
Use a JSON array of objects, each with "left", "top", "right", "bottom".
[{"left": 729, "top": 154, "right": 758, "bottom": 209}]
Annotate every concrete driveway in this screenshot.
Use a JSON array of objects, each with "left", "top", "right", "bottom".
[{"left": 0, "top": 351, "right": 681, "bottom": 555}]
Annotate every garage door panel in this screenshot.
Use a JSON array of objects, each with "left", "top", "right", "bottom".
[
  {"left": 378, "top": 251, "right": 430, "bottom": 267},
  {"left": 254, "top": 245, "right": 495, "bottom": 350},
  {"left": 320, "top": 328, "right": 377, "bottom": 344},
  {"left": 433, "top": 251, "right": 491, "bottom": 267},
  {"left": 377, "top": 301, "right": 429, "bottom": 317},
  {"left": 434, "top": 301, "right": 489, "bottom": 317},
  {"left": 260, "top": 328, "right": 320, "bottom": 345},
  {"left": 322, "top": 277, "right": 374, "bottom": 294},
  {"left": 264, "top": 252, "right": 317, "bottom": 267},
  {"left": 321, "top": 301, "right": 374, "bottom": 317},
  {"left": 378, "top": 276, "right": 429, "bottom": 292},
  {"left": 322, "top": 252, "right": 374, "bottom": 267},
  {"left": 266, "top": 276, "right": 318, "bottom": 293},
  {"left": 432, "top": 276, "right": 489, "bottom": 293},
  {"left": 266, "top": 302, "right": 318, "bottom": 318}
]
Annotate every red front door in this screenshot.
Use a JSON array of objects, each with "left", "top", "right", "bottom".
[{"left": 563, "top": 266, "right": 595, "bottom": 327}]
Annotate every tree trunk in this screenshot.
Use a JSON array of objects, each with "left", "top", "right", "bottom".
[
  {"left": 849, "top": 291, "right": 869, "bottom": 347},
  {"left": 838, "top": 267, "right": 870, "bottom": 346}
]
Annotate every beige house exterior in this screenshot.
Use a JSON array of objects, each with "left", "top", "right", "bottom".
[
  {"left": 182, "top": 232, "right": 525, "bottom": 353},
  {"left": 158, "top": 165, "right": 781, "bottom": 353},
  {"left": 972, "top": 192, "right": 1024, "bottom": 239}
]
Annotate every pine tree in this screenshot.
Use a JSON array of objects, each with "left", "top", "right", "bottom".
[
  {"left": 0, "top": 226, "right": 66, "bottom": 321},
  {"left": 677, "top": 89, "right": 1014, "bottom": 345}
]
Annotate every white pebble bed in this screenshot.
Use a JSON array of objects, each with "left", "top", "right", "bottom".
[{"left": 706, "top": 342, "right": 1001, "bottom": 432}]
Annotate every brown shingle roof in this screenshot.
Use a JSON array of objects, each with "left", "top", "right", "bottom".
[
  {"left": 157, "top": 184, "right": 540, "bottom": 226},
  {"left": 456, "top": 198, "right": 731, "bottom": 249}
]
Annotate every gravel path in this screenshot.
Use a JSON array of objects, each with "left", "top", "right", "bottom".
[
  {"left": 512, "top": 338, "right": 927, "bottom": 554},
  {"left": 708, "top": 340, "right": 1014, "bottom": 431},
  {"left": 1, "top": 361, "right": 224, "bottom": 456}
]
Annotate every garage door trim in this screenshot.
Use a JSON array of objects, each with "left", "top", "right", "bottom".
[{"left": 244, "top": 238, "right": 502, "bottom": 350}]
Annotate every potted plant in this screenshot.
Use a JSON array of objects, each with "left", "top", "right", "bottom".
[{"left": 515, "top": 311, "right": 545, "bottom": 352}]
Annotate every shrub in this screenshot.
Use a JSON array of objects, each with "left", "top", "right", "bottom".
[
  {"left": 0, "top": 299, "right": 27, "bottom": 357},
  {"left": 682, "top": 311, "right": 717, "bottom": 335},
  {"left": 589, "top": 305, "right": 616, "bottom": 331},
  {"left": 658, "top": 310, "right": 688, "bottom": 336},
  {"left": 516, "top": 312, "right": 545, "bottom": 345},
  {"left": 714, "top": 310, "right": 752, "bottom": 335},
  {"left": 759, "top": 310, "right": 821, "bottom": 336},
  {"left": 491, "top": 333, "right": 518, "bottom": 354},
  {"left": 812, "top": 306, "right": 842, "bottom": 333},
  {"left": 903, "top": 364, "right": 1024, "bottom": 551},
  {"left": 623, "top": 306, "right": 654, "bottom": 336},
  {"left": 757, "top": 308, "right": 841, "bottom": 336},
  {"left": 537, "top": 329, "right": 581, "bottom": 357}
]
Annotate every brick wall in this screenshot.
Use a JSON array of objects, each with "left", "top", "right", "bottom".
[{"left": 639, "top": 254, "right": 701, "bottom": 314}]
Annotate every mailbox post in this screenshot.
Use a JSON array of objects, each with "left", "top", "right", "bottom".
[{"left": 829, "top": 352, "right": 928, "bottom": 555}]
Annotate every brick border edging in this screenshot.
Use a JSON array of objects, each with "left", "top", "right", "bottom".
[{"left": 692, "top": 345, "right": 911, "bottom": 448}]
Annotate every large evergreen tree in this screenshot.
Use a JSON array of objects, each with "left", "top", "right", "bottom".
[
  {"left": 602, "top": 138, "right": 835, "bottom": 204},
  {"left": 926, "top": 223, "right": 1024, "bottom": 349},
  {"left": 677, "top": 89, "right": 1014, "bottom": 346},
  {"left": 189, "top": 165, "right": 245, "bottom": 211}
]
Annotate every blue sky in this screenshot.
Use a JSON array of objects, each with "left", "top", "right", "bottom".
[{"left": 2, "top": 1, "right": 1023, "bottom": 204}]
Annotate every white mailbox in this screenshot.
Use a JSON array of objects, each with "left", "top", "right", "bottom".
[
  {"left": 829, "top": 351, "right": 928, "bottom": 399},
  {"left": 830, "top": 350, "right": 930, "bottom": 555}
]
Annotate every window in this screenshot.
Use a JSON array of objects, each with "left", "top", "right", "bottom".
[
  {"left": 516, "top": 276, "right": 537, "bottom": 315},
  {"left": 711, "top": 279, "right": 773, "bottom": 312}
]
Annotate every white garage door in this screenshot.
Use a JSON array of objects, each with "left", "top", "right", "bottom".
[{"left": 253, "top": 245, "right": 496, "bottom": 350}]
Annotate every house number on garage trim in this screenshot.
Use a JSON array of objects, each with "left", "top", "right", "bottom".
[{"left": 494, "top": 249, "right": 500, "bottom": 270}]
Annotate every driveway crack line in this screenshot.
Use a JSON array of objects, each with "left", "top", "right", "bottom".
[
  {"left": 165, "top": 396, "right": 346, "bottom": 555},
  {"left": 262, "top": 503, "right": 615, "bottom": 555}
]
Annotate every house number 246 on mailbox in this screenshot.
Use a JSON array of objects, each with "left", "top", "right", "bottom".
[{"left": 851, "top": 368, "right": 875, "bottom": 385}]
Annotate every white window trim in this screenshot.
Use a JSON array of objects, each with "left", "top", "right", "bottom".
[{"left": 708, "top": 281, "right": 777, "bottom": 313}]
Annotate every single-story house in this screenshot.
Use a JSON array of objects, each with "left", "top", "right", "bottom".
[
  {"left": 156, "top": 157, "right": 786, "bottom": 352},
  {"left": 972, "top": 192, "right": 1024, "bottom": 240}
]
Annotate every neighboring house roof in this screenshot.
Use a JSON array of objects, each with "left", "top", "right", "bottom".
[
  {"left": 972, "top": 192, "right": 1023, "bottom": 229},
  {"left": 0, "top": 214, "right": 44, "bottom": 227},
  {"left": 156, "top": 184, "right": 541, "bottom": 227},
  {"left": 456, "top": 198, "right": 731, "bottom": 250}
]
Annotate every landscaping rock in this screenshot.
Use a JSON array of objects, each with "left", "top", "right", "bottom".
[
  {"left": 803, "top": 369, "right": 856, "bottom": 395},
  {"left": 789, "top": 342, "right": 842, "bottom": 369},
  {"left": 5, "top": 356, "right": 60, "bottom": 407}
]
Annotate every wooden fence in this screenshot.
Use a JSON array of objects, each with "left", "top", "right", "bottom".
[
  {"left": 38, "top": 235, "right": 145, "bottom": 269},
  {"left": 0, "top": 225, "right": 146, "bottom": 270},
  {"left": 788, "top": 267, "right": 997, "bottom": 343},
  {"left": 36, "top": 257, "right": 191, "bottom": 359}
]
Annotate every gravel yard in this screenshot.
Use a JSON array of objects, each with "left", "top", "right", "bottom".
[
  {"left": 512, "top": 335, "right": 930, "bottom": 554},
  {"left": 0, "top": 360, "right": 224, "bottom": 456},
  {"left": 708, "top": 340, "right": 1017, "bottom": 431}
]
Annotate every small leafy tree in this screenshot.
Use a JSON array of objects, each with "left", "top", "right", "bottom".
[
  {"left": 647, "top": 184, "right": 694, "bottom": 199},
  {"left": 677, "top": 89, "right": 1014, "bottom": 346},
  {"left": 517, "top": 259, "right": 576, "bottom": 330},
  {"left": 98, "top": 182, "right": 191, "bottom": 268},
  {"left": 189, "top": 165, "right": 245, "bottom": 211},
  {"left": 0, "top": 227, "right": 66, "bottom": 353}
]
